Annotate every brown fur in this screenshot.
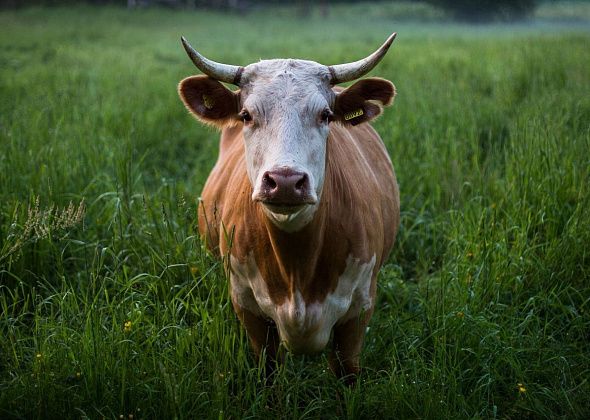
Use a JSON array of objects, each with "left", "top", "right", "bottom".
[{"left": 195, "top": 101, "right": 400, "bottom": 380}]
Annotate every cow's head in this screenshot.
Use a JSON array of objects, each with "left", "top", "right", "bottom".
[{"left": 179, "top": 34, "right": 396, "bottom": 231}]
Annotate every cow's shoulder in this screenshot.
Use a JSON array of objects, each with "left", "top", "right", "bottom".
[
  {"left": 198, "top": 124, "right": 249, "bottom": 253},
  {"left": 324, "top": 122, "right": 399, "bottom": 265}
]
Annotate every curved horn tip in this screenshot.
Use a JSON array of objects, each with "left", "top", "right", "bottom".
[
  {"left": 180, "top": 36, "right": 194, "bottom": 54},
  {"left": 383, "top": 32, "right": 397, "bottom": 49}
]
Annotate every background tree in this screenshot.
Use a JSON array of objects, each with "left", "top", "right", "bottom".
[{"left": 425, "top": 0, "right": 538, "bottom": 22}]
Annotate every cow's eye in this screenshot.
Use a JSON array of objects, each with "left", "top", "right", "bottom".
[
  {"left": 320, "top": 108, "right": 333, "bottom": 123},
  {"left": 239, "top": 109, "right": 252, "bottom": 123}
]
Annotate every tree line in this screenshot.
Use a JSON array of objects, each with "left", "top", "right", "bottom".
[{"left": 0, "top": 0, "right": 543, "bottom": 22}]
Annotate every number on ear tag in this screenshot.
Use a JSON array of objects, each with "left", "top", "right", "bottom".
[{"left": 344, "top": 108, "right": 364, "bottom": 121}]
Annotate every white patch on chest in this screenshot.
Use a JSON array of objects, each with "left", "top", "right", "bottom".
[{"left": 230, "top": 253, "right": 376, "bottom": 354}]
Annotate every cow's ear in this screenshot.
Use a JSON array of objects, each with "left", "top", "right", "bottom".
[
  {"left": 333, "top": 78, "right": 395, "bottom": 126},
  {"left": 178, "top": 75, "right": 240, "bottom": 128}
]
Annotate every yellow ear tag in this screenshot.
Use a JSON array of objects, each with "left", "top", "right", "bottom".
[
  {"left": 344, "top": 108, "right": 364, "bottom": 121},
  {"left": 202, "top": 94, "right": 215, "bottom": 110}
]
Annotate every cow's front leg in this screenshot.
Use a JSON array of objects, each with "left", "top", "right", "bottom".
[
  {"left": 232, "top": 303, "right": 281, "bottom": 374},
  {"left": 329, "top": 309, "right": 374, "bottom": 385}
]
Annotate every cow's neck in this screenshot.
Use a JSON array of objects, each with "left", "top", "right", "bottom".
[
  {"left": 260, "top": 202, "right": 328, "bottom": 290},
  {"left": 265, "top": 202, "right": 326, "bottom": 275}
]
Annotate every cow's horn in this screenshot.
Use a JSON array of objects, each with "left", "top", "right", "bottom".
[
  {"left": 181, "top": 36, "right": 244, "bottom": 85},
  {"left": 328, "top": 33, "right": 396, "bottom": 84}
]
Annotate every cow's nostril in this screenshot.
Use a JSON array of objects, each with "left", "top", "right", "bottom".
[
  {"left": 263, "top": 172, "right": 277, "bottom": 189},
  {"left": 295, "top": 175, "right": 307, "bottom": 191}
]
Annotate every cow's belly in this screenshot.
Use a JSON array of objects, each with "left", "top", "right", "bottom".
[{"left": 230, "top": 254, "right": 376, "bottom": 354}]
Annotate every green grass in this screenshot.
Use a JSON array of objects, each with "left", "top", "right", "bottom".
[{"left": 1, "top": 4, "right": 590, "bottom": 419}]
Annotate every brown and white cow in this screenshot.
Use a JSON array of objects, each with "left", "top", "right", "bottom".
[{"left": 178, "top": 34, "right": 400, "bottom": 382}]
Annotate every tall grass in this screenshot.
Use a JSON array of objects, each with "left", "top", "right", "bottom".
[{"left": 1, "top": 4, "right": 589, "bottom": 419}]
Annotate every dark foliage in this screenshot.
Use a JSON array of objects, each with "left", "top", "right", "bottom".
[
  {"left": 0, "top": 0, "right": 377, "bottom": 10},
  {"left": 425, "top": 0, "right": 538, "bottom": 22}
]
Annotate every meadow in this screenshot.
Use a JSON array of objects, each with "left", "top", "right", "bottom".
[{"left": 1, "top": 3, "right": 589, "bottom": 419}]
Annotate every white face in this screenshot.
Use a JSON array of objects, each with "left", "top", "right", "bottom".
[{"left": 238, "top": 59, "right": 335, "bottom": 230}]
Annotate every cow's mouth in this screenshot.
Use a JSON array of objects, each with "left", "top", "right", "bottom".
[{"left": 261, "top": 202, "right": 308, "bottom": 215}]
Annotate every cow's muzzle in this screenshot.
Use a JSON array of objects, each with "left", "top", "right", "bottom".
[{"left": 253, "top": 168, "right": 317, "bottom": 212}]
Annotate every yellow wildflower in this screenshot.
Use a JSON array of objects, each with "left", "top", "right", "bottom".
[
  {"left": 517, "top": 383, "right": 527, "bottom": 393},
  {"left": 124, "top": 320, "right": 132, "bottom": 333}
]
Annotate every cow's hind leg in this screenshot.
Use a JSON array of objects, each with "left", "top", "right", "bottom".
[
  {"left": 233, "top": 305, "right": 281, "bottom": 377},
  {"left": 329, "top": 310, "right": 373, "bottom": 386}
]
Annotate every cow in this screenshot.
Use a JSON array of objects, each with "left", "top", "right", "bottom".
[{"left": 178, "top": 34, "right": 400, "bottom": 383}]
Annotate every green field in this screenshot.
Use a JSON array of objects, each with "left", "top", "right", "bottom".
[{"left": 1, "top": 3, "right": 589, "bottom": 419}]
